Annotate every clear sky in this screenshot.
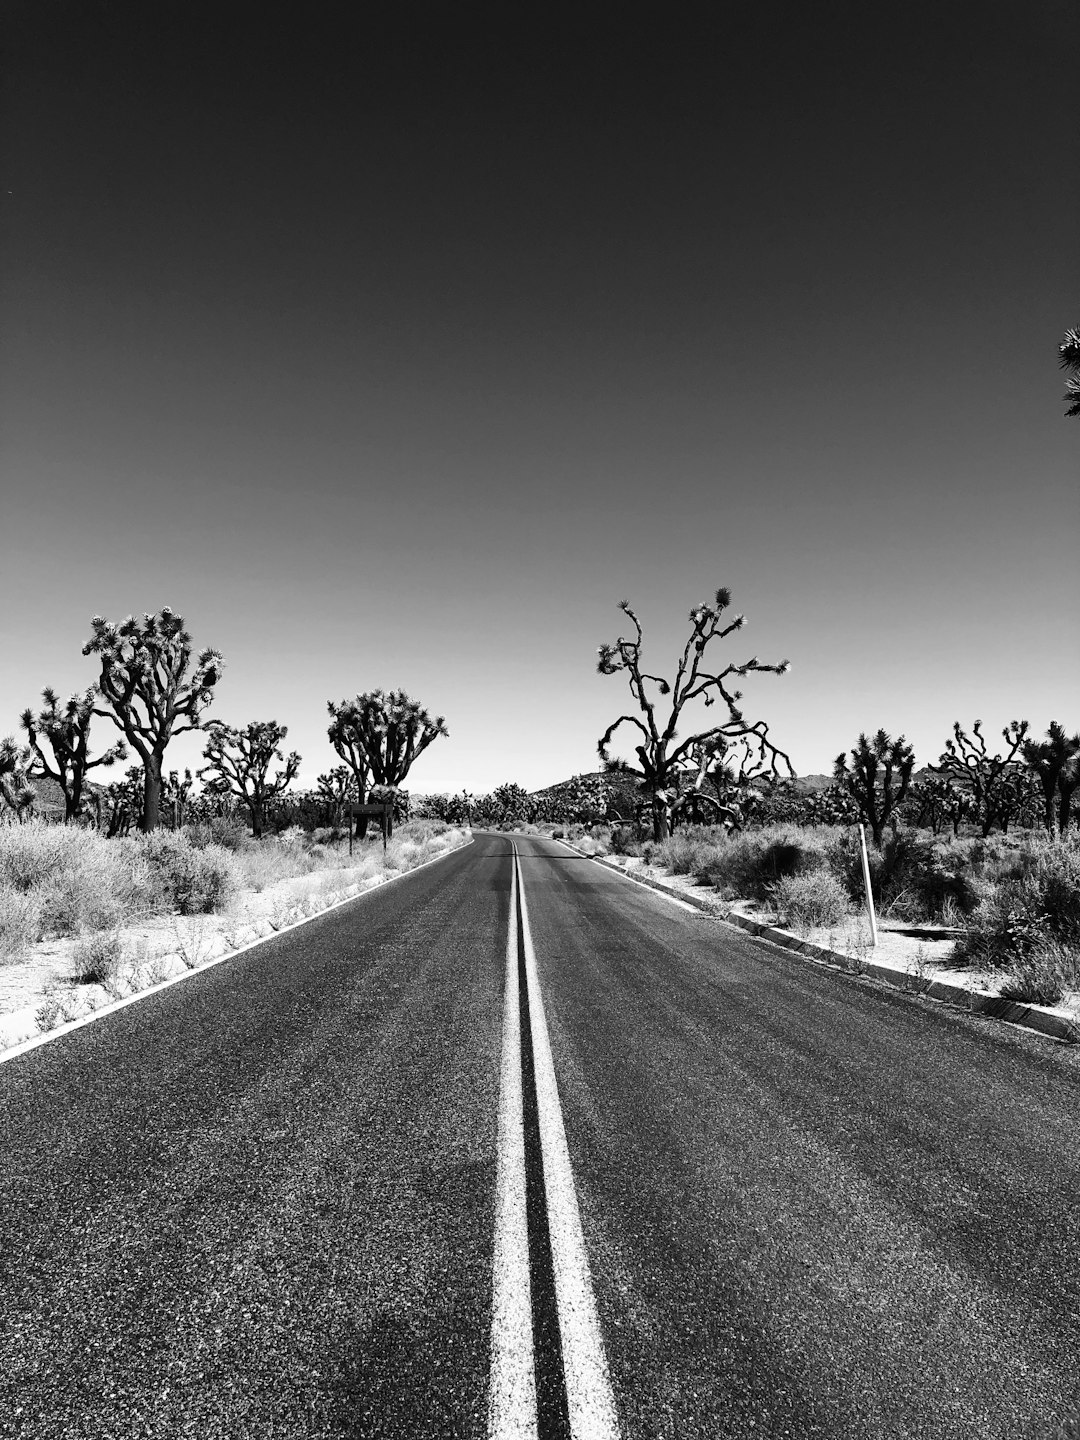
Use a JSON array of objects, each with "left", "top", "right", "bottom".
[{"left": 2, "top": 1, "right": 1077, "bottom": 797}]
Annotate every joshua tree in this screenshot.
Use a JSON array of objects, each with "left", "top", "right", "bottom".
[
  {"left": 834, "top": 730, "right": 915, "bottom": 846},
  {"left": 20, "top": 687, "right": 127, "bottom": 821},
  {"left": 84, "top": 609, "right": 222, "bottom": 831},
  {"left": 491, "top": 782, "right": 532, "bottom": 825},
  {"left": 1023, "top": 722, "right": 1080, "bottom": 833},
  {"left": 0, "top": 736, "right": 36, "bottom": 817},
  {"left": 1061, "top": 327, "right": 1080, "bottom": 417},
  {"left": 327, "top": 689, "right": 447, "bottom": 834},
  {"left": 936, "top": 719, "right": 1029, "bottom": 837},
  {"left": 906, "top": 775, "right": 973, "bottom": 836},
  {"left": 315, "top": 766, "right": 358, "bottom": 828},
  {"left": 597, "top": 589, "right": 792, "bottom": 840},
  {"left": 200, "top": 721, "right": 301, "bottom": 839}
]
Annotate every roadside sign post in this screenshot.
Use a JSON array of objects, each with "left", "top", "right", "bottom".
[
  {"left": 857, "top": 823, "right": 878, "bottom": 947},
  {"left": 348, "top": 802, "right": 394, "bottom": 853}
]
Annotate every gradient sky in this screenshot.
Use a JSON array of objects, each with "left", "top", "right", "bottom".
[{"left": 2, "top": 1, "right": 1077, "bottom": 797}]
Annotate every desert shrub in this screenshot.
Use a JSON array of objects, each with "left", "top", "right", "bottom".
[
  {"left": 699, "top": 825, "right": 828, "bottom": 901},
  {"left": 611, "top": 832, "right": 643, "bottom": 858},
  {"left": 72, "top": 929, "right": 125, "bottom": 985},
  {"left": 954, "top": 874, "right": 1049, "bottom": 967},
  {"left": 770, "top": 870, "right": 851, "bottom": 931},
  {"left": 184, "top": 817, "right": 252, "bottom": 853},
  {"left": 954, "top": 834, "right": 1080, "bottom": 968},
  {"left": 138, "top": 831, "right": 237, "bottom": 914},
  {"left": 1027, "top": 836, "right": 1080, "bottom": 939},
  {"left": 0, "top": 888, "right": 42, "bottom": 962},
  {"left": 0, "top": 821, "right": 158, "bottom": 938},
  {"left": 659, "top": 830, "right": 727, "bottom": 877},
  {"left": 998, "top": 940, "right": 1080, "bottom": 1007}
]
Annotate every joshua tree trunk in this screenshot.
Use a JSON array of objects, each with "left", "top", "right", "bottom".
[{"left": 142, "top": 754, "right": 162, "bottom": 833}]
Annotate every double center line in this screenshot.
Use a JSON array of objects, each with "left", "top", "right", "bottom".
[{"left": 489, "top": 844, "right": 621, "bottom": 1440}]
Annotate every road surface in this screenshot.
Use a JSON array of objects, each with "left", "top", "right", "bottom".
[{"left": 2, "top": 831, "right": 1078, "bottom": 1438}]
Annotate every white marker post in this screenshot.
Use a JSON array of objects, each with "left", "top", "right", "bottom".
[{"left": 858, "top": 823, "right": 878, "bottom": 947}]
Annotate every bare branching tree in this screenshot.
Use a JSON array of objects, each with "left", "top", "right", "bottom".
[
  {"left": 935, "top": 719, "right": 1029, "bottom": 837},
  {"left": 20, "top": 687, "right": 127, "bottom": 821},
  {"left": 597, "top": 589, "right": 792, "bottom": 840},
  {"left": 84, "top": 609, "right": 222, "bottom": 832},
  {"left": 200, "top": 721, "right": 301, "bottom": 838}
]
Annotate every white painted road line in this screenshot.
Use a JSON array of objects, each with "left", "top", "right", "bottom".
[
  {"left": 516, "top": 849, "right": 621, "bottom": 1440},
  {"left": 489, "top": 853, "right": 538, "bottom": 1440}
]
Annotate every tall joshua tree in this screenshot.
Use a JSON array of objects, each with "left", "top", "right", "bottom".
[
  {"left": 84, "top": 608, "right": 222, "bottom": 832},
  {"left": 200, "top": 720, "right": 300, "bottom": 838},
  {"left": 834, "top": 730, "right": 915, "bottom": 846},
  {"left": 597, "top": 589, "right": 792, "bottom": 841},
  {"left": 20, "top": 687, "right": 127, "bottom": 821},
  {"left": 1060, "top": 327, "right": 1080, "bottom": 417},
  {"left": 327, "top": 689, "right": 447, "bottom": 833},
  {"left": 1022, "top": 722, "right": 1080, "bottom": 833}
]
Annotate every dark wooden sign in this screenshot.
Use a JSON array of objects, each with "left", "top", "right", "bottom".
[{"left": 347, "top": 801, "right": 394, "bottom": 853}]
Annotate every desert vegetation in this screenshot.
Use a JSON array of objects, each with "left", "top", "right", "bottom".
[{"left": 2, "top": 588, "right": 1077, "bottom": 1034}]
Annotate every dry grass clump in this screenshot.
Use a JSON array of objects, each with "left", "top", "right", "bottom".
[{"left": 770, "top": 870, "right": 852, "bottom": 933}]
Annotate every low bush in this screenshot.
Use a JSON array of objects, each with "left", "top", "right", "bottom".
[
  {"left": 0, "top": 820, "right": 158, "bottom": 939},
  {"left": 0, "top": 888, "right": 42, "bottom": 962},
  {"left": 696, "top": 824, "right": 829, "bottom": 901},
  {"left": 770, "top": 870, "right": 851, "bottom": 932},
  {"left": 139, "top": 831, "right": 237, "bottom": 914},
  {"left": 72, "top": 929, "right": 125, "bottom": 985},
  {"left": 954, "top": 835, "right": 1080, "bottom": 968},
  {"left": 998, "top": 940, "right": 1080, "bottom": 1007}
]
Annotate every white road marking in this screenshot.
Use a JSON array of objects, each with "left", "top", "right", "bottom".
[
  {"left": 516, "top": 849, "right": 621, "bottom": 1440},
  {"left": 488, "top": 851, "right": 538, "bottom": 1440}
]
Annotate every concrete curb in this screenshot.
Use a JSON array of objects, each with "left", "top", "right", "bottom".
[
  {"left": 557, "top": 841, "right": 1080, "bottom": 1048},
  {"left": 0, "top": 833, "right": 476, "bottom": 1067}
]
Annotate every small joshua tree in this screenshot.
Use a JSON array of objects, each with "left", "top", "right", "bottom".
[
  {"left": 316, "top": 766, "right": 358, "bottom": 829},
  {"left": 1061, "top": 327, "right": 1080, "bottom": 417},
  {"left": 0, "top": 736, "right": 36, "bottom": 817},
  {"left": 20, "top": 687, "right": 127, "bottom": 821},
  {"left": 1023, "top": 722, "right": 1080, "bottom": 833},
  {"left": 327, "top": 689, "right": 447, "bottom": 835},
  {"left": 834, "top": 730, "right": 915, "bottom": 846},
  {"left": 597, "top": 589, "right": 792, "bottom": 840},
  {"left": 936, "top": 719, "right": 1029, "bottom": 837},
  {"left": 84, "top": 608, "right": 222, "bottom": 831},
  {"left": 200, "top": 721, "right": 301, "bottom": 838}
]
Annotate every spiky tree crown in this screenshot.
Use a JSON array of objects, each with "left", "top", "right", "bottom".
[
  {"left": 201, "top": 720, "right": 300, "bottom": 793},
  {"left": 83, "top": 608, "right": 222, "bottom": 752},
  {"left": 327, "top": 688, "right": 448, "bottom": 787}
]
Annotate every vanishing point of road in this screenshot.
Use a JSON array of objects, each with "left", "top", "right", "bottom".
[{"left": 2, "top": 832, "right": 1078, "bottom": 1439}]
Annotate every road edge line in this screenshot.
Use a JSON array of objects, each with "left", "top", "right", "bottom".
[
  {"left": 0, "top": 833, "right": 476, "bottom": 1067},
  {"left": 516, "top": 851, "right": 621, "bottom": 1440},
  {"left": 488, "top": 844, "right": 538, "bottom": 1440}
]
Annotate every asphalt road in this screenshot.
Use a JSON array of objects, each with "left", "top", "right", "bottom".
[{"left": 2, "top": 832, "right": 1078, "bottom": 1439}]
